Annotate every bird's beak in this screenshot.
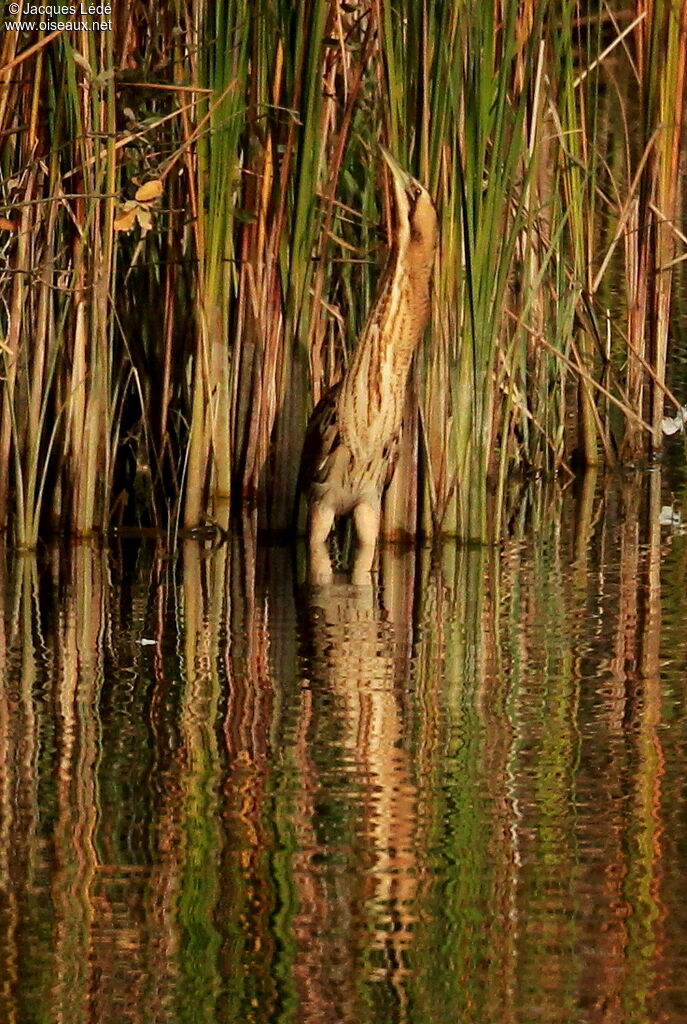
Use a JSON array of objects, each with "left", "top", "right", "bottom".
[{"left": 379, "top": 145, "right": 414, "bottom": 204}]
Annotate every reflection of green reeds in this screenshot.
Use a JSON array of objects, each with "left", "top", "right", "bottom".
[
  {"left": 0, "top": 2, "right": 684, "bottom": 544},
  {"left": 0, "top": 465, "right": 679, "bottom": 1019}
]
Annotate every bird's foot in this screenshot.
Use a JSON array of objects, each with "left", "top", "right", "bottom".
[
  {"left": 307, "top": 541, "right": 333, "bottom": 585},
  {"left": 351, "top": 542, "right": 376, "bottom": 585}
]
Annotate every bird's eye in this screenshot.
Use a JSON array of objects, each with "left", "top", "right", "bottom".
[{"left": 413, "top": 184, "right": 423, "bottom": 200}]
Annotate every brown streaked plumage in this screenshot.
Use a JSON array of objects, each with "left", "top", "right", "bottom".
[{"left": 298, "top": 147, "right": 438, "bottom": 583}]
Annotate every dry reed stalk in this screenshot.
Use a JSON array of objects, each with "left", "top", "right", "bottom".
[
  {"left": 237, "top": 35, "right": 289, "bottom": 519},
  {"left": 622, "top": 196, "right": 652, "bottom": 455}
]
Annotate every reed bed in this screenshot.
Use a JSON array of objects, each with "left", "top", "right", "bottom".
[{"left": 0, "top": 0, "right": 685, "bottom": 546}]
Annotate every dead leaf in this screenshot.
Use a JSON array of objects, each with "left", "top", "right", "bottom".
[
  {"left": 72, "top": 51, "right": 93, "bottom": 78},
  {"left": 135, "top": 179, "right": 163, "bottom": 203},
  {"left": 136, "top": 207, "right": 152, "bottom": 234},
  {"left": 113, "top": 206, "right": 138, "bottom": 232}
]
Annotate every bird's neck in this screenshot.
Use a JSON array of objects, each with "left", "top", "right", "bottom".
[
  {"left": 370, "top": 240, "right": 432, "bottom": 371},
  {"left": 338, "top": 241, "right": 432, "bottom": 453}
]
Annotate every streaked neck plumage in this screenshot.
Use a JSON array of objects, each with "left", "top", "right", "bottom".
[{"left": 337, "top": 174, "right": 437, "bottom": 461}]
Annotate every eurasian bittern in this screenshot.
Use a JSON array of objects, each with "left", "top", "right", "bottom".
[{"left": 298, "top": 147, "right": 438, "bottom": 583}]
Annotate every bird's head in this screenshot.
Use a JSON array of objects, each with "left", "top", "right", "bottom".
[{"left": 380, "top": 145, "right": 438, "bottom": 271}]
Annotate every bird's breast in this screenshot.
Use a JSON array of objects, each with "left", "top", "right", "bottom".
[{"left": 310, "top": 441, "right": 389, "bottom": 515}]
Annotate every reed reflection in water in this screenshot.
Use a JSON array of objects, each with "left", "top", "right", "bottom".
[{"left": 0, "top": 470, "right": 686, "bottom": 1024}]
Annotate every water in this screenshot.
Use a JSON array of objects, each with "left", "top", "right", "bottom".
[{"left": 2, "top": 470, "right": 687, "bottom": 1024}]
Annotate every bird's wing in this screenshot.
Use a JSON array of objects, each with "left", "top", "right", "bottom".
[
  {"left": 382, "top": 427, "right": 401, "bottom": 489},
  {"left": 296, "top": 382, "right": 344, "bottom": 494}
]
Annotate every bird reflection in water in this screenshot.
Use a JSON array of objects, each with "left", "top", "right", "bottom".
[{"left": 293, "top": 546, "right": 419, "bottom": 1022}]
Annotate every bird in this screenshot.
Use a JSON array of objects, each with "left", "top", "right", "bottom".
[{"left": 298, "top": 146, "right": 438, "bottom": 584}]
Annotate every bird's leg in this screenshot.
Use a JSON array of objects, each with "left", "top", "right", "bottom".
[
  {"left": 352, "top": 500, "right": 380, "bottom": 547},
  {"left": 307, "top": 501, "right": 335, "bottom": 585},
  {"left": 308, "top": 500, "right": 336, "bottom": 547},
  {"left": 351, "top": 501, "right": 379, "bottom": 584}
]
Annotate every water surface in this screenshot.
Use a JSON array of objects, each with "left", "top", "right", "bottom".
[{"left": 2, "top": 470, "right": 687, "bottom": 1024}]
